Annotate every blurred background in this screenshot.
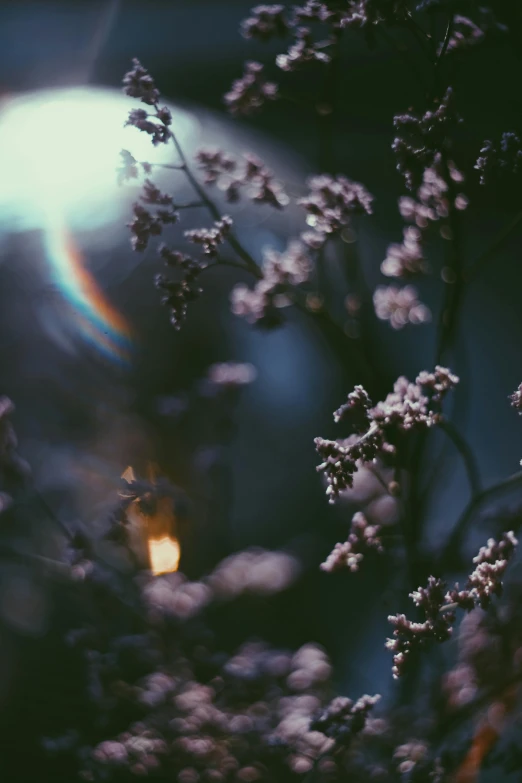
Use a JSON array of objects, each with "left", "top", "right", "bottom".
[{"left": 1, "top": 1, "right": 522, "bottom": 779}]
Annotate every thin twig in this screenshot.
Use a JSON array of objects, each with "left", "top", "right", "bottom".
[
  {"left": 439, "top": 470, "right": 522, "bottom": 568},
  {"left": 159, "top": 110, "right": 261, "bottom": 277},
  {"left": 439, "top": 419, "right": 482, "bottom": 497}
]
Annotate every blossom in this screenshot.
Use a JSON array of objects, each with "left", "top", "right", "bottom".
[
  {"left": 476, "top": 131, "right": 522, "bottom": 185},
  {"left": 298, "top": 174, "right": 373, "bottom": 237},
  {"left": 321, "top": 512, "right": 383, "bottom": 572},
  {"left": 393, "top": 88, "right": 459, "bottom": 190},
  {"left": 311, "top": 693, "right": 381, "bottom": 744},
  {"left": 333, "top": 385, "right": 372, "bottom": 429},
  {"left": 195, "top": 148, "right": 289, "bottom": 208},
  {"left": 207, "top": 362, "right": 257, "bottom": 389},
  {"left": 122, "top": 58, "right": 160, "bottom": 105},
  {"left": 224, "top": 62, "right": 278, "bottom": 115},
  {"left": 276, "top": 27, "right": 332, "bottom": 71},
  {"left": 381, "top": 226, "right": 427, "bottom": 278},
  {"left": 316, "top": 368, "right": 458, "bottom": 503},
  {"left": 373, "top": 284, "right": 431, "bottom": 329},
  {"left": 185, "top": 216, "right": 233, "bottom": 257},
  {"left": 511, "top": 383, "right": 522, "bottom": 413},
  {"left": 387, "top": 533, "right": 518, "bottom": 677},
  {"left": 241, "top": 5, "right": 289, "bottom": 41},
  {"left": 231, "top": 241, "right": 312, "bottom": 325},
  {"left": 155, "top": 245, "right": 203, "bottom": 329}
]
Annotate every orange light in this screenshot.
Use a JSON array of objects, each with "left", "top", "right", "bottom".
[
  {"left": 121, "top": 466, "right": 181, "bottom": 575},
  {"left": 148, "top": 535, "right": 181, "bottom": 576}
]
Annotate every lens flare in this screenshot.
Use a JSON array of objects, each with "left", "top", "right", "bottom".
[{"left": 43, "top": 216, "right": 133, "bottom": 365}]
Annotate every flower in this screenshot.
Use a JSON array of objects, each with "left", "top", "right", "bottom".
[
  {"left": 224, "top": 62, "right": 278, "bottom": 115},
  {"left": 381, "top": 226, "right": 427, "bottom": 278},
  {"left": 122, "top": 58, "right": 160, "bottom": 105},
  {"left": 321, "top": 512, "right": 384, "bottom": 572},
  {"left": 373, "top": 285, "right": 431, "bottom": 329},
  {"left": 241, "top": 5, "right": 289, "bottom": 41},
  {"left": 298, "top": 174, "right": 373, "bottom": 237},
  {"left": 231, "top": 241, "right": 311, "bottom": 325},
  {"left": 393, "top": 88, "right": 459, "bottom": 190},
  {"left": 184, "top": 216, "right": 233, "bottom": 257}
]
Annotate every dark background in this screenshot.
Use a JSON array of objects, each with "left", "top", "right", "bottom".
[{"left": 1, "top": 1, "right": 522, "bottom": 780}]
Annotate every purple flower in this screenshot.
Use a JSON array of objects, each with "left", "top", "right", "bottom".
[
  {"left": 241, "top": 5, "right": 289, "bottom": 41},
  {"left": 373, "top": 285, "right": 431, "bottom": 329},
  {"left": 123, "top": 58, "right": 160, "bottom": 105},
  {"left": 298, "top": 174, "right": 373, "bottom": 237},
  {"left": 224, "top": 62, "right": 279, "bottom": 116}
]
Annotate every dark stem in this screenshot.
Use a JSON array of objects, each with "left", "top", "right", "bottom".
[
  {"left": 438, "top": 470, "right": 522, "bottom": 569},
  {"left": 439, "top": 419, "right": 482, "bottom": 497},
  {"left": 436, "top": 168, "right": 464, "bottom": 365},
  {"left": 466, "top": 207, "right": 522, "bottom": 282}
]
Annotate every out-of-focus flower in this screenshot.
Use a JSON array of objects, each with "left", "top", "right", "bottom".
[
  {"left": 276, "top": 27, "right": 332, "bottom": 71},
  {"left": 381, "top": 226, "right": 427, "bottom": 278},
  {"left": 207, "top": 362, "right": 257, "bottom": 389},
  {"left": 231, "top": 241, "right": 311, "bottom": 325},
  {"left": 224, "top": 62, "right": 278, "bottom": 116},
  {"left": 476, "top": 132, "right": 522, "bottom": 185},
  {"left": 298, "top": 174, "right": 373, "bottom": 237},
  {"left": 185, "top": 216, "right": 233, "bottom": 257},
  {"left": 208, "top": 548, "right": 300, "bottom": 599},
  {"left": 373, "top": 284, "right": 430, "bottom": 329},
  {"left": 241, "top": 5, "right": 289, "bottom": 41},
  {"left": 195, "top": 149, "right": 289, "bottom": 208}
]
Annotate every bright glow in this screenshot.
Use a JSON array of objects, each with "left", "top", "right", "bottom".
[
  {"left": 0, "top": 87, "right": 196, "bottom": 233},
  {"left": 148, "top": 535, "right": 181, "bottom": 575},
  {"left": 0, "top": 88, "right": 195, "bottom": 361}
]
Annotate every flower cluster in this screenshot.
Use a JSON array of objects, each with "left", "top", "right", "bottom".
[
  {"left": 298, "top": 174, "right": 374, "bottom": 245},
  {"left": 399, "top": 155, "right": 466, "bottom": 228},
  {"left": 123, "top": 59, "right": 173, "bottom": 145},
  {"left": 224, "top": 61, "right": 278, "bottom": 116},
  {"left": 276, "top": 26, "right": 332, "bottom": 71},
  {"left": 195, "top": 148, "right": 289, "bottom": 208},
  {"left": 207, "top": 548, "right": 301, "bottom": 599},
  {"left": 207, "top": 362, "right": 257, "bottom": 389},
  {"left": 154, "top": 245, "right": 204, "bottom": 330},
  {"left": 393, "top": 88, "right": 459, "bottom": 190},
  {"left": 475, "top": 131, "right": 522, "bottom": 185},
  {"left": 321, "top": 511, "right": 384, "bottom": 572},
  {"left": 373, "top": 284, "right": 430, "bottom": 329},
  {"left": 340, "top": 0, "right": 409, "bottom": 29},
  {"left": 387, "top": 532, "right": 518, "bottom": 677},
  {"left": 185, "top": 216, "right": 233, "bottom": 257},
  {"left": 381, "top": 226, "right": 427, "bottom": 278},
  {"left": 510, "top": 382, "right": 522, "bottom": 413},
  {"left": 125, "top": 106, "right": 172, "bottom": 146},
  {"left": 241, "top": 5, "right": 289, "bottom": 40},
  {"left": 316, "top": 367, "right": 458, "bottom": 502},
  {"left": 231, "top": 241, "right": 311, "bottom": 326},
  {"left": 127, "top": 181, "right": 179, "bottom": 251},
  {"left": 122, "top": 58, "right": 160, "bottom": 105},
  {"left": 311, "top": 693, "right": 381, "bottom": 743}
]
